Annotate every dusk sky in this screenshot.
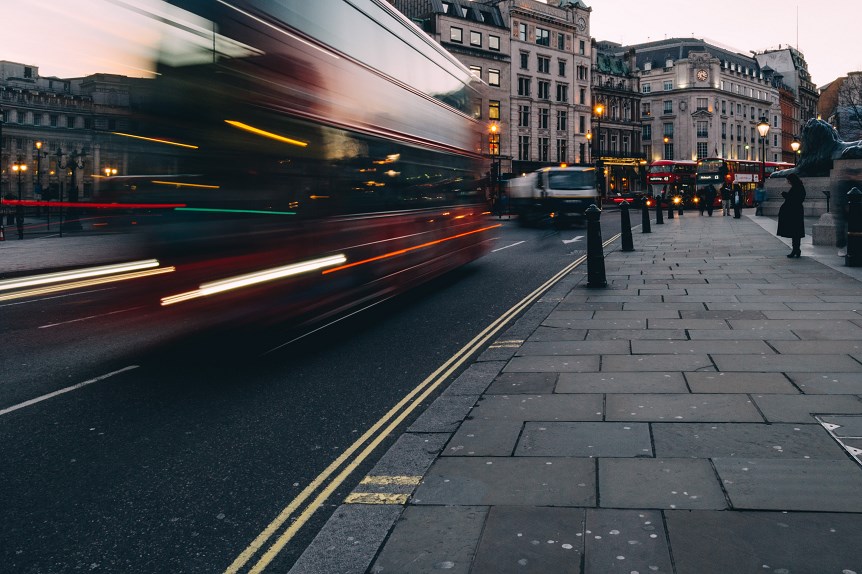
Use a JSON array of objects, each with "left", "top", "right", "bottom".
[{"left": 3, "top": 0, "right": 860, "bottom": 87}]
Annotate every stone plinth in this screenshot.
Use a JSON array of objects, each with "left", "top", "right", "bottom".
[{"left": 812, "top": 213, "right": 842, "bottom": 246}]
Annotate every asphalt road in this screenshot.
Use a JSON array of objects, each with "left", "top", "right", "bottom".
[{"left": 0, "top": 212, "right": 623, "bottom": 573}]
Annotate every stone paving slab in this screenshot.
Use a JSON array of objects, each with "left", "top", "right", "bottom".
[
  {"left": 678, "top": 309, "right": 768, "bottom": 319},
  {"left": 470, "top": 506, "right": 584, "bottom": 574},
  {"left": 469, "top": 394, "right": 603, "bottom": 421},
  {"left": 686, "top": 328, "right": 801, "bottom": 340},
  {"left": 515, "top": 422, "right": 652, "bottom": 457},
  {"left": 503, "top": 355, "right": 601, "bottom": 372},
  {"left": 369, "top": 506, "right": 488, "bottom": 574},
  {"left": 820, "top": 414, "right": 862, "bottom": 437},
  {"left": 543, "top": 317, "right": 646, "bottom": 329},
  {"left": 584, "top": 329, "right": 688, "bottom": 340},
  {"left": 526, "top": 327, "right": 587, "bottom": 341},
  {"left": 665, "top": 510, "right": 862, "bottom": 574},
  {"left": 685, "top": 371, "right": 799, "bottom": 393},
  {"left": 583, "top": 509, "right": 673, "bottom": 574},
  {"left": 407, "top": 395, "right": 479, "bottom": 433},
  {"left": 622, "top": 302, "right": 706, "bottom": 311},
  {"left": 631, "top": 339, "right": 774, "bottom": 355},
  {"left": 605, "top": 394, "right": 763, "bottom": 422},
  {"left": 484, "top": 372, "right": 558, "bottom": 394},
  {"left": 516, "top": 340, "right": 629, "bottom": 356},
  {"left": 600, "top": 354, "right": 714, "bottom": 372},
  {"left": 712, "top": 353, "right": 862, "bottom": 372},
  {"left": 443, "top": 419, "right": 523, "bottom": 457},
  {"left": 652, "top": 423, "right": 845, "bottom": 458},
  {"left": 768, "top": 340, "right": 862, "bottom": 354},
  {"left": 556, "top": 372, "right": 688, "bottom": 394},
  {"left": 751, "top": 394, "right": 862, "bottom": 422},
  {"left": 647, "top": 318, "right": 731, "bottom": 329},
  {"left": 591, "top": 310, "right": 681, "bottom": 319},
  {"left": 412, "top": 457, "right": 596, "bottom": 506},
  {"left": 714, "top": 458, "right": 862, "bottom": 511},
  {"left": 598, "top": 458, "right": 727, "bottom": 509}
]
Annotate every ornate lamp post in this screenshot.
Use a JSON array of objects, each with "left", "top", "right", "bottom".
[
  {"left": 11, "top": 157, "right": 28, "bottom": 239},
  {"left": 790, "top": 136, "right": 801, "bottom": 165},
  {"left": 585, "top": 131, "right": 592, "bottom": 164},
  {"left": 593, "top": 103, "right": 604, "bottom": 196},
  {"left": 757, "top": 117, "right": 770, "bottom": 188},
  {"left": 489, "top": 123, "right": 502, "bottom": 216},
  {"left": 55, "top": 147, "right": 86, "bottom": 235}
]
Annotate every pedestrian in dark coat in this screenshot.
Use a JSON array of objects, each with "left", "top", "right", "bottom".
[
  {"left": 777, "top": 173, "right": 806, "bottom": 258},
  {"left": 705, "top": 184, "right": 717, "bottom": 216},
  {"left": 732, "top": 185, "right": 743, "bottom": 219},
  {"left": 720, "top": 182, "right": 732, "bottom": 216}
]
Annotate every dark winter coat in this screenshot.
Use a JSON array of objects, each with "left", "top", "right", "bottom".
[{"left": 777, "top": 177, "right": 806, "bottom": 238}]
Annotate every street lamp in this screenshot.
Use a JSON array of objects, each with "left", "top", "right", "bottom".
[
  {"left": 11, "top": 157, "right": 28, "bottom": 239},
  {"left": 757, "top": 117, "right": 770, "bottom": 187},
  {"left": 594, "top": 103, "right": 604, "bottom": 196},
  {"left": 104, "top": 167, "right": 118, "bottom": 177},
  {"left": 790, "top": 136, "right": 801, "bottom": 165},
  {"left": 489, "top": 123, "right": 502, "bottom": 216},
  {"left": 55, "top": 147, "right": 87, "bottom": 235},
  {"left": 585, "top": 131, "right": 592, "bottom": 164}
]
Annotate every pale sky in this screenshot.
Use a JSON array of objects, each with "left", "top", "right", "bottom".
[{"left": 3, "top": 0, "right": 861, "bottom": 87}]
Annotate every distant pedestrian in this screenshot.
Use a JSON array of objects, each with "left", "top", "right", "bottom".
[
  {"left": 732, "top": 185, "right": 743, "bottom": 219},
  {"left": 777, "top": 173, "right": 806, "bottom": 258},
  {"left": 698, "top": 188, "right": 706, "bottom": 215},
  {"left": 720, "top": 182, "right": 732, "bottom": 216},
  {"left": 705, "top": 184, "right": 717, "bottom": 216}
]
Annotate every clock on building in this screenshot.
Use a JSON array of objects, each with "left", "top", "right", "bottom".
[
  {"left": 577, "top": 17, "right": 586, "bottom": 32},
  {"left": 696, "top": 68, "right": 709, "bottom": 82}
]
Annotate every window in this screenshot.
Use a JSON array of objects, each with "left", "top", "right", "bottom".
[
  {"left": 642, "top": 124, "right": 652, "bottom": 140},
  {"left": 558, "top": 60, "right": 566, "bottom": 77},
  {"left": 663, "top": 80, "right": 673, "bottom": 91},
  {"left": 697, "top": 142, "right": 708, "bottom": 159},
  {"left": 538, "top": 80, "right": 550, "bottom": 100},
  {"left": 450, "top": 27, "right": 462, "bottom": 43},
  {"left": 489, "top": 132, "right": 499, "bottom": 156},
  {"left": 557, "top": 33, "right": 565, "bottom": 50},
  {"left": 663, "top": 142, "right": 674, "bottom": 160},
  {"left": 556, "top": 110, "right": 568, "bottom": 131},
  {"left": 721, "top": 100, "right": 726, "bottom": 114},
  {"left": 642, "top": 83, "right": 651, "bottom": 94},
  {"left": 663, "top": 100, "right": 673, "bottom": 114},
  {"left": 518, "top": 77, "right": 531, "bottom": 96},
  {"left": 489, "top": 100, "right": 500, "bottom": 120},
  {"left": 519, "top": 135, "right": 531, "bottom": 161},
  {"left": 642, "top": 102, "right": 651, "bottom": 117},
  {"left": 556, "top": 83, "right": 568, "bottom": 103},
  {"left": 538, "top": 108, "right": 549, "bottom": 129},
  {"left": 692, "top": 98, "right": 706, "bottom": 111},
  {"left": 721, "top": 122, "right": 727, "bottom": 139},
  {"left": 33, "top": 114, "right": 41, "bottom": 127},
  {"left": 537, "top": 55, "right": 550, "bottom": 74},
  {"left": 622, "top": 136, "right": 630, "bottom": 154},
  {"left": 663, "top": 123, "right": 674, "bottom": 137},
  {"left": 538, "top": 137, "right": 549, "bottom": 161},
  {"left": 579, "top": 40, "right": 585, "bottom": 55},
  {"left": 577, "top": 65, "right": 588, "bottom": 80},
  {"left": 519, "top": 105, "right": 530, "bottom": 127},
  {"left": 66, "top": 116, "right": 75, "bottom": 128},
  {"left": 50, "top": 114, "right": 59, "bottom": 127},
  {"left": 470, "top": 31, "right": 482, "bottom": 47},
  {"left": 518, "top": 23, "right": 527, "bottom": 41},
  {"left": 579, "top": 88, "right": 585, "bottom": 104},
  {"left": 489, "top": 35, "right": 500, "bottom": 51},
  {"left": 643, "top": 144, "right": 652, "bottom": 160},
  {"left": 556, "top": 138, "right": 567, "bottom": 163},
  {"left": 488, "top": 68, "right": 500, "bottom": 87},
  {"left": 469, "top": 65, "right": 481, "bottom": 78},
  {"left": 520, "top": 52, "right": 529, "bottom": 70},
  {"left": 536, "top": 28, "right": 550, "bottom": 46},
  {"left": 24, "top": 67, "right": 33, "bottom": 78},
  {"left": 697, "top": 121, "right": 708, "bottom": 138}
]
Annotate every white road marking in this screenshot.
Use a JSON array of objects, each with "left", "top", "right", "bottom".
[
  {"left": 38, "top": 306, "right": 142, "bottom": 329},
  {"left": 491, "top": 241, "right": 525, "bottom": 252},
  {"left": 0, "top": 288, "right": 116, "bottom": 308},
  {"left": 561, "top": 236, "right": 584, "bottom": 244},
  {"left": 0, "top": 366, "right": 139, "bottom": 417}
]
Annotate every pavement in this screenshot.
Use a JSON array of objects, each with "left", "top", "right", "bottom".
[
  {"left": 4, "top": 211, "right": 862, "bottom": 573},
  {"left": 286, "top": 211, "right": 862, "bottom": 574}
]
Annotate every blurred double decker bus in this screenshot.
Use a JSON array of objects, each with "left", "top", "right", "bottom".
[
  {"left": 696, "top": 158, "right": 793, "bottom": 207},
  {"left": 646, "top": 160, "right": 697, "bottom": 205}
]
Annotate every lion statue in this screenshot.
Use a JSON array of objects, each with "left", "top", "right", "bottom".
[{"left": 773, "top": 118, "right": 862, "bottom": 178}]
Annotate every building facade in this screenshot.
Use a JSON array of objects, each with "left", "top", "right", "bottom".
[
  {"left": 592, "top": 41, "right": 644, "bottom": 195},
  {"left": 755, "top": 46, "right": 818, "bottom": 126}
]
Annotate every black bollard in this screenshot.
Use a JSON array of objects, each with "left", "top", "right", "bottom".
[
  {"left": 846, "top": 188, "right": 862, "bottom": 267},
  {"left": 641, "top": 199, "right": 651, "bottom": 233},
  {"left": 620, "top": 200, "right": 634, "bottom": 252},
  {"left": 655, "top": 196, "right": 664, "bottom": 224},
  {"left": 585, "top": 204, "right": 607, "bottom": 288},
  {"left": 668, "top": 197, "right": 674, "bottom": 219}
]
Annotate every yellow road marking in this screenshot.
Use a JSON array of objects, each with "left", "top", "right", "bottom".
[
  {"left": 360, "top": 475, "right": 422, "bottom": 486},
  {"left": 344, "top": 493, "right": 409, "bottom": 505},
  {"left": 225, "top": 232, "right": 621, "bottom": 573}
]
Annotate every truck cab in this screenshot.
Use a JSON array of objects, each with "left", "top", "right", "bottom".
[{"left": 506, "top": 166, "right": 599, "bottom": 227}]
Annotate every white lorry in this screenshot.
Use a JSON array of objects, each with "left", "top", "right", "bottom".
[{"left": 505, "top": 166, "right": 600, "bottom": 227}]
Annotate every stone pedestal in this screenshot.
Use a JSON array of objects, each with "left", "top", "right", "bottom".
[{"left": 812, "top": 213, "right": 843, "bottom": 246}]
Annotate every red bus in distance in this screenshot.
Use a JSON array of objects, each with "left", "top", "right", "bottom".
[{"left": 696, "top": 158, "right": 793, "bottom": 207}]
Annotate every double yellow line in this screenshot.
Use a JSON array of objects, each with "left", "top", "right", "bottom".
[{"left": 225, "top": 233, "right": 620, "bottom": 573}]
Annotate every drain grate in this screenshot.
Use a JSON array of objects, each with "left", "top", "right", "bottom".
[{"left": 817, "top": 415, "right": 862, "bottom": 466}]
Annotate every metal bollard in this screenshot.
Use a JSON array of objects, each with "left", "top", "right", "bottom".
[
  {"left": 655, "top": 196, "right": 664, "bottom": 224},
  {"left": 846, "top": 188, "right": 862, "bottom": 267},
  {"left": 668, "top": 196, "right": 674, "bottom": 219},
  {"left": 641, "top": 199, "right": 651, "bottom": 233},
  {"left": 620, "top": 200, "right": 634, "bottom": 252},
  {"left": 585, "top": 204, "right": 607, "bottom": 288}
]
